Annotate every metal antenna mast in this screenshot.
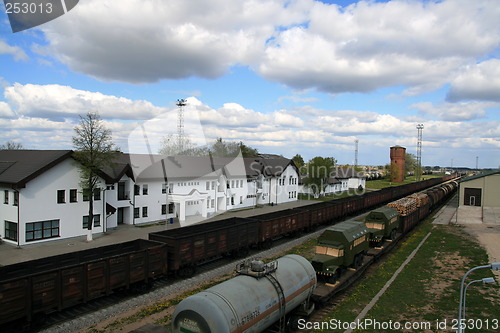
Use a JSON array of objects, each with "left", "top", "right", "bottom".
[
  {"left": 176, "top": 99, "right": 187, "bottom": 153},
  {"left": 354, "top": 139, "right": 359, "bottom": 167},
  {"left": 416, "top": 124, "right": 424, "bottom": 181}
]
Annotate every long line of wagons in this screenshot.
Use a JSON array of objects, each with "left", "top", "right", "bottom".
[{"left": 0, "top": 175, "right": 457, "bottom": 330}]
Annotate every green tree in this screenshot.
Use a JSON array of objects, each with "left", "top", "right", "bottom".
[
  {"left": 303, "top": 156, "right": 336, "bottom": 196},
  {"left": 405, "top": 153, "right": 418, "bottom": 175},
  {"left": 73, "top": 111, "right": 117, "bottom": 242},
  {"left": 238, "top": 141, "right": 259, "bottom": 158},
  {"left": 292, "top": 154, "right": 305, "bottom": 169}
]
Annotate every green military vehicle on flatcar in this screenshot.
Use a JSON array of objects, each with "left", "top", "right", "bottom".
[
  {"left": 365, "top": 206, "right": 399, "bottom": 244},
  {"left": 311, "top": 221, "right": 369, "bottom": 284}
]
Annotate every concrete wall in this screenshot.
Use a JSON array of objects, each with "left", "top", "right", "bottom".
[{"left": 459, "top": 173, "right": 500, "bottom": 208}]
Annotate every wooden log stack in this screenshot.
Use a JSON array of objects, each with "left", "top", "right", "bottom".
[
  {"left": 408, "top": 193, "right": 429, "bottom": 207},
  {"left": 387, "top": 197, "right": 418, "bottom": 216}
]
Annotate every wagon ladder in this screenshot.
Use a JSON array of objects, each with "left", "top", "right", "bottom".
[{"left": 266, "top": 273, "right": 286, "bottom": 333}]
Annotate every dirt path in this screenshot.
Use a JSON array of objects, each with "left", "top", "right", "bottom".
[{"left": 463, "top": 224, "right": 500, "bottom": 279}]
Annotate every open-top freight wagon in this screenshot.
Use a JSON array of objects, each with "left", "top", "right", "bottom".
[
  {"left": 0, "top": 239, "right": 167, "bottom": 329},
  {"left": 149, "top": 217, "right": 258, "bottom": 276}
]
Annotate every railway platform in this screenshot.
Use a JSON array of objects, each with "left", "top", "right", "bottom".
[{"left": 0, "top": 199, "right": 318, "bottom": 266}]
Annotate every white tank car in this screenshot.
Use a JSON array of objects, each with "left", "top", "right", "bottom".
[{"left": 172, "top": 254, "right": 317, "bottom": 333}]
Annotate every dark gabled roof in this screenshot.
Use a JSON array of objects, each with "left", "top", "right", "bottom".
[
  {"left": 134, "top": 155, "right": 298, "bottom": 181},
  {"left": 260, "top": 157, "right": 298, "bottom": 178},
  {"left": 135, "top": 155, "right": 218, "bottom": 181},
  {"left": 327, "top": 177, "right": 341, "bottom": 184},
  {"left": 99, "top": 153, "right": 135, "bottom": 183},
  {"left": 460, "top": 169, "right": 500, "bottom": 183},
  {"left": 0, "top": 150, "right": 73, "bottom": 188}
]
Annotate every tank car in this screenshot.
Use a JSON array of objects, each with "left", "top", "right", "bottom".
[{"left": 171, "top": 254, "right": 316, "bottom": 333}]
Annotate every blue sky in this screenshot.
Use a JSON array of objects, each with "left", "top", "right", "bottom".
[{"left": 1, "top": 0, "right": 499, "bottom": 168}]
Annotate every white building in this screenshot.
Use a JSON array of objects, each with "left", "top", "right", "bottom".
[
  {"left": 299, "top": 168, "right": 366, "bottom": 197},
  {"left": 0, "top": 150, "right": 106, "bottom": 246},
  {"left": 1, "top": 150, "right": 300, "bottom": 245}
]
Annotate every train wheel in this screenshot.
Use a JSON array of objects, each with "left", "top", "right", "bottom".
[
  {"left": 179, "top": 265, "right": 196, "bottom": 277},
  {"left": 259, "top": 239, "right": 273, "bottom": 249}
]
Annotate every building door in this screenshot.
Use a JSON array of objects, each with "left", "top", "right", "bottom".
[
  {"left": 117, "top": 207, "right": 124, "bottom": 224},
  {"left": 464, "top": 188, "right": 482, "bottom": 207}
]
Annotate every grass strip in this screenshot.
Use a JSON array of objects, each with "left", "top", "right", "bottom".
[{"left": 313, "top": 221, "right": 499, "bottom": 333}]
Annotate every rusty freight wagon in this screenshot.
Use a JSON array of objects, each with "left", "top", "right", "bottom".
[
  {"left": 0, "top": 239, "right": 167, "bottom": 329},
  {"left": 248, "top": 209, "right": 308, "bottom": 248},
  {"left": 149, "top": 217, "right": 258, "bottom": 276},
  {"left": 308, "top": 201, "right": 343, "bottom": 229}
]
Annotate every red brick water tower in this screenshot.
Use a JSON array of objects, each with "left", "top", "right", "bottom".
[{"left": 390, "top": 145, "right": 406, "bottom": 182}]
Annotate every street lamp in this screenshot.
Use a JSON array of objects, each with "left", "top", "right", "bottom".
[
  {"left": 457, "top": 263, "right": 500, "bottom": 333},
  {"left": 462, "top": 277, "right": 496, "bottom": 321}
]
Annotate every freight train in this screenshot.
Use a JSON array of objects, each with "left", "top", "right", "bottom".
[
  {"left": 170, "top": 178, "right": 458, "bottom": 333},
  {"left": 0, "top": 176, "right": 457, "bottom": 331}
]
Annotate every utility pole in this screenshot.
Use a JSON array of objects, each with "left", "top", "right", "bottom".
[
  {"left": 416, "top": 124, "right": 424, "bottom": 181},
  {"left": 176, "top": 99, "right": 187, "bottom": 153},
  {"left": 354, "top": 139, "right": 359, "bottom": 167}
]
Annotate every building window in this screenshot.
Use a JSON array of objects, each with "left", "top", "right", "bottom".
[
  {"left": 13, "top": 191, "right": 18, "bottom": 206},
  {"left": 26, "top": 220, "right": 59, "bottom": 241},
  {"left": 240, "top": 196, "right": 243, "bottom": 204},
  {"left": 93, "top": 188, "right": 101, "bottom": 201},
  {"left": 169, "top": 203, "right": 174, "bottom": 214},
  {"left": 206, "top": 181, "right": 210, "bottom": 190},
  {"left": 70, "top": 189, "right": 77, "bottom": 203},
  {"left": 142, "top": 207, "right": 148, "bottom": 217},
  {"left": 143, "top": 185, "right": 148, "bottom": 195},
  {"left": 231, "top": 196, "right": 234, "bottom": 205},
  {"left": 162, "top": 183, "right": 168, "bottom": 194},
  {"left": 83, "top": 215, "right": 100, "bottom": 229},
  {"left": 134, "top": 207, "right": 140, "bottom": 218},
  {"left": 134, "top": 185, "right": 140, "bottom": 196},
  {"left": 57, "top": 190, "right": 65, "bottom": 204},
  {"left": 4, "top": 190, "right": 8, "bottom": 204},
  {"left": 161, "top": 204, "right": 167, "bottom": 215},
  {"left": 83, "top": 189, "right": 90, "bottom": 201},
  {"left": 211, "top": 199, "right": 215, "bottom": 208},
  {"left": 5, "top": 221, "right": 17, "bottom": 241},
  {"left": 169, "top": 183, "right": 174, "bottom": 193}
]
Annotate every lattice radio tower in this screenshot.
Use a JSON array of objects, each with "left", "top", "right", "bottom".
[
  {"left": 354, "top": 139, "right": 359, "bottom": 167},
  {"left": 176, "top": 99, "right": 187, "bottom": 152},
  {"left": 416, "top": 124, "right": 424, "bottom": 181}
]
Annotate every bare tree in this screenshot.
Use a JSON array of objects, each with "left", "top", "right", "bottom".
[
  {"left": 73, "top": 111, "right": 116, "bottom": 241},
  {"left": 0, "top": 140, "right": 23, "bottom": 150}
]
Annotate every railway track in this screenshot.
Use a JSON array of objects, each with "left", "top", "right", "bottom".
[
  {"left": 37, "top": 228, "right": 328, "bottom": 333},
  {"left": 21, "top": 178, "right": 458, "bottom": 333}
]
